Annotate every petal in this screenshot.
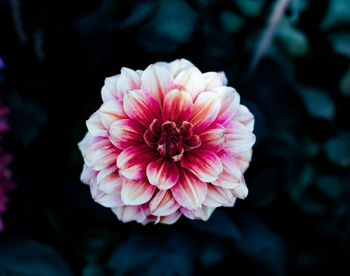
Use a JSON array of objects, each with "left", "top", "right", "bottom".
[
  {"left": 231, "top": 175, "right": 248, "bottom": 199},
  {"left": 149, "top": 190, "right": 179, "bottom": 216},
  {"left": 117, "top": 144, "right": 156, "bottom": 181},
  {"left": 80, "top": 165, "right": 97, "bottom": 185},
  {"left": 91, "top": 145, "right": 120, "bottom": 171},
  {"left": 101, "top": 75, "right": 119, "bottom": 102},
  {"left": 108, "top": 119, "right": 145, "bottom": 150},
  {"left": 112, "top": 205, "right": 146, "bottom": 223},
  {"left": 159, "top": 210, "right": 182, "bottom": 224},
  {"left": 165, "top": 58, "right": 194, "bottom": 78},
  {"left": 224, "top": 121, "right": 256, "bottom": 157},
  {"left": 199, "top": 123, "right": 225, "bottom": 152},
  {"left": 93, "top": 189, "right": 124, "bottom": 208},
  {"left": 213, "top": 151, "right": 243, "bottom": 189},
  {"left": 192, "top": 206, "right": 216, "bottom": 221},
  {"left": 99, "top": 100, "right": 127, "bottom": 129},
  {"left": 234, "top": 150, "right": 252, "bottom": 172},
  {"left": 141, "top": 64, "right": 174, "bottom": 107},
  {"left": 146, "top": 158, "right": 179, "bottom": 190},
  {"left": 96, "top": 165, "right": 122, "bottom": 193},
  {"left": 181, "top": 149, "right": 223, "bottom": 182},
  {"left": 189, "top": 92, "right": 221, "bottom": 133},
  {"left": 174, "top": 66, "right": 205, "bottom": 99},
  {"left": 161, "top": 89, "right": 193, "bottom": 125},
  {"left": 232, "top": 104, "right": 254, "bottom": 132},
  {"left": 78, "top": 134, "right": 111, "bottom": 166},
  {"left": 116, "top": 67, "right": 141, "bottom": 100},
  {"left": 121, "top": 179, "right": 155, "bottom": 205},
  {"left": 212, "top": 86, "right": 240, "bottom": 126},
  {"left": 202, "top": 71, "right": 228, "bottom": 90},
  {"left": 123, "top": 89, "right": 161, "bottom": 127},
  {"left": 86, "top": 111, "right": 107, "bottom": 137},
  {"left": 204, "top": 184, "right": 236, "bottom": 207},
  {"left": 171, "top": 168, "right": 207, "bottom": 210}
]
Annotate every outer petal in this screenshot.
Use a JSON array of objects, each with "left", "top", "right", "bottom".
[
  {"left": 99, "top": 100, "right": 127, "bottom": 129},
  {"left": 181, "top": 206, "right": 215, "bottom": 221},
  {"left": 78, "top": 134, "right": 111, "bottom": 167},
  {"left": 108, "top": 119, "right": 145, "bottom": 150},
  {"left": 96, "top": 165, "right": 122, "bottom": 193},
  {"left": 101, "top": 75, "right": 119, "bottom": 102},
  {"left": 117, "top": 144, "right": 156, "bottom": 181},
  {"left": 231, "top": 175, "right": 248, "bottom": 199},
  {"left": 181, "top": 149, "right": 223, "bottom": 182},
  {"left": 159, "top": 210, "right": 182, "bottom": 224},
  {"left": 224, "top": 121, "right": 256, "bottom": 157},
  {"left": 204, "top": 184, "right": 236, "bottom": 207},
  {"left": 80, "top": 165, "right": 97, "bottom": 185},
  {"left": 146, "top": 158, "right": 179, "bottom": 190},
  {"left": 234, "top": 150, "right": 252, "bottom": 173},
  {"left": 90, "top": 145, "right": 120, "bottom": 171},
  {"left": 123, "top": 89, "right": 161, "bottom": 127},
  {"left": 199, "top": 123, "right": 225, "bottom": 152},
  {"left": 93, "top": 189, "right": 124, "bottom": 208},
  {"left": 203, "top": 72, "right": 228, "bottom": 90},
  {"left": 212, "top": 86, "right": 240, "bottom": 126},
  {"left": 86, "top": 111, "right": 107, "bottom": 137},
  {"left": 112, "top": 205, "right": 146, "bottom": 223},
  {"left": 232, "top": 104, "right": 254, "bottom": 132},
  {"left": 174, "top": 66, "right": 205, "bottom": 99},
  {"left": 171, "top": 168, "right": 207, "bottom": 210},
  {"left": 149, "top": 190, "right": 179, "bottom": 216},
  {"left": 161, "top": 89, "right": 193, "bottom": 125},
  {"left": 141, "top": 64, "right": 174, "bottom": 107},
  {"left": 164, "top": 59, "right": 193, "bottom": 78},
  {"left": 121, "top": 179, "right": 155, "bottom": 205},
  {"left": 189, "top": 92, "right": 221, "bottom": 133},
  {"left": 116, "top": 67, "right": 141, "bottom": 100}
]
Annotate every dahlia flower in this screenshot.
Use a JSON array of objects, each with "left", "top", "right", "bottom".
[
  {"left": 0, "top": 102, "right": 16, "bottom": 231},
  {"left": 78, "top": 59, "right": 255, "bottom": 224}
]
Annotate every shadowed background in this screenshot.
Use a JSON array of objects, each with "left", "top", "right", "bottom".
[{"left": 0, "top": 0, "right": 350, "bottom": 275}]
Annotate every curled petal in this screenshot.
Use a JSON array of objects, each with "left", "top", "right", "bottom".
[
  {"left": 181, "top": 149, "right": 223, "bottom": 182},
  {"left": 99, "top": 100, "right": 127, "bottom": 129},
  {"left": 112, "top": 205, "right": 146, "bottom": 223},
  {"left": 204, "top": 184, "right": 236, "bottom": 207},
  {"left": 141, "top": 64, "right": 174, "bottom": 107},
  {"left": 150, "top": 190, "right": 179, "bottom": 216},
  {"left": 189, "top": 92, "right": 221, "bottom": 133},
  {"left": 109, "top": 119, "right": 145, "bottom": 150},
  {"left": 101, "top": 75, "right": 119, "bottom": 102},
  {"left": 146, "top": 158, "right": 179, "bottom": 190},
  {"left": 171, "top": 168, "right": 207, "bottom": 210},
  {"left": 183, "top": 135, "right": 201, "bottom": 150},
  {"left": 203, "top": 72, "right": 228, "bottom": 90},
  {"left": 225, "top": 121, "right": 256, "bottom": 157},
  {"left": 181, "top": 205, "right": 215, "bottom": 221},
  {"left": 96, "top": 165, "right": 122, "bottom": 193},
  {"left": 117, "top": 145, "right": 156, "bottom": 181},
  {"left": 232, "top": 104, "right": 255, "bottom": 132},
  {"left": 159, "top": 210, "right": 182, "bottom": 224},
  {"left": 212, "top": 86, "right": 240, "bottom": 126},
  {"left": 121, "top": 179, "right": 155, "bottom": 205},
  {"left": 199, "top": 123, "right": 225, "bottom": 152},
  {"left": 162, "top": 89, "right": 193, "bottom": 125},
  {"left": 116, "top": 67, "right": 141, "bottom": 99},
  {"left": 231, "top": 175, "right": 248, "bottom": 199},
  {"left": 91, "top": 179, "right": 123, "bottom": 208},
  {"left": 80, "top": 165, "right": 97, "bottom": 186},
  {"left": 174, "top": 66, "right": 205, "bottom": 99},
  {"left": 123, "top": 90, "right": 161, "bottom": 127},
  {"left": 86, "top": 112, "right": 107, "bottom": 137}
]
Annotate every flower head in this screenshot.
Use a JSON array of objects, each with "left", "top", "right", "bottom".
[{"left": 78, "top": 59, "right": 255, "bottom": 224}]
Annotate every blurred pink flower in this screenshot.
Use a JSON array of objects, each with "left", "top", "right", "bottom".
[
  {"left": 0, "top": 102, "right": 16, "bottom": 231},
  {"left": 78, "top": 59, "right": 255, "bottom": 225}
]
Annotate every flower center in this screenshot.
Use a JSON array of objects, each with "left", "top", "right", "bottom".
[{"left": 144, "top": 119, "right": 201, "bottom": 161}]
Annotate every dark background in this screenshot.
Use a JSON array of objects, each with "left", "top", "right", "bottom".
[{"left": 0, "top": 0, "right": 350, "bottom": 275}]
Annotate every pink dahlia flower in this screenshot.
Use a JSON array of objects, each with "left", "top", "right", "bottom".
[
  {"left": 78, "top": 59, "right": 255, "bottom": 225},
  {"left": 0, "top": 102, "right": 16, "bottom": 231}
]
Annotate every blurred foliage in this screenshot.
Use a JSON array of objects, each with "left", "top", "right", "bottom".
[{"left": 0, "top": 0, "right": 350, "bottom": 275}]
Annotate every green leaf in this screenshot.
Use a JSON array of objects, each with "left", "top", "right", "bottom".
[
  {"left": 339, "top": 65, "right": 350, "bottom": 97},
  {"left": 234, "top": 0, "right": 264, "bottom": 17},
  {"left": 329, "top": 32, "right": 350, "bottom": 59},
  {"left": 321, "top": 0, "right": 350, "bottom": 30},
  {"left": 325, "top": 133, "right": 350, "bottom": 168},
  {"left": 0, "top": 239, "right": 72, "bottom": 276},
  {"left": 297, "top": 87, "right": 335, "bottom": 121}
]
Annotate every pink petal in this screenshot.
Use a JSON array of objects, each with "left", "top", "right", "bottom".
[
  {"left": 212, "top": 86, "right": 240, "bottom": 126},
  {"left": 231, "top": 175, "right": 248, "bottom": 199},
  {"left": 101, "top": 75, "right": 119, "bottom": 102},
  {"left": 117, "top": 144, "right": 156, "bottom": 181},
  {"left": 78, "top": 134, "right": 111, "bottom": 167},
  {"left": 234, "top": 150, "right": 252, "bottom": 173},
  {"left": 181, "top": 205, "right": 215, "bottom": 221},
  {"left": 181, "top": 149, "right": 223, "bottom": 182},
  {"left": 171, "top": 168, "right": 207, "bottom": 210},
  {"left": 112, "top": 205, "right": 146, "bottom": 223},
  {"left": 80, "top": 165, "right": 97, "bottom": 185},
  {"left": 161, "top": 89, "right": 193, "bottom": 125},
  {"left": 96, "top": 165, "right": 122, "bottom": 193},
  {"left": 123, "top": 89, "right": 161, "bottom": 127},
  {"left": 159, "top": 210, "right": 182, "bottom": 224},
  {"left": 174, "top": 66, "right": 205, "bottom": 99},
  {"left": 116, "top": 67, "right": 141, "bottom": 100},
  {"left": 121, "top": 179, "right": 155, "bottom": 205},
  {"left": 204, "top": 184, "right": 236, "bottom": 207},
  {"left": 93, "top": 189, "right": 124, "bottom": 208},
  {"left": 165, "top": 59, "right": 194, "bottom": 78},
  {"left": 199, "top": 123, "right": 225, "bottom": 152},
  {"left": 141, "top": 64, "right": 174, "bottom": 107},
  {"left": 146, "top": 158, "right": 179, "bottom": 190},
  {"left": 149, "top": 190, "right": 179, "bottom": 216},
  {"left": 202, "top": 72, "right": 228, "bottom": 89},
  {"left": 224, "top": 121, "right": 256, "bottom": 157},
  {"left": 232, "top": 104, "right": 254, "bottom": 131},
  {"left": 90, "top": 145, "right": 120, "bottom": 171},
  {"left": 86, "top": 111, "right": 107, "bottom": 137},
  {"left": 189, "top": 92, "right": 221, "bottom": 133},
  {"left": 108, "top": 119, "right": 145, "bottom": 150},
  {"left": 213, "top": 151, "right": 243, "bottom": 189},
  {"left": 99, "top": 100, "right": 127, "bottom": 129}
]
